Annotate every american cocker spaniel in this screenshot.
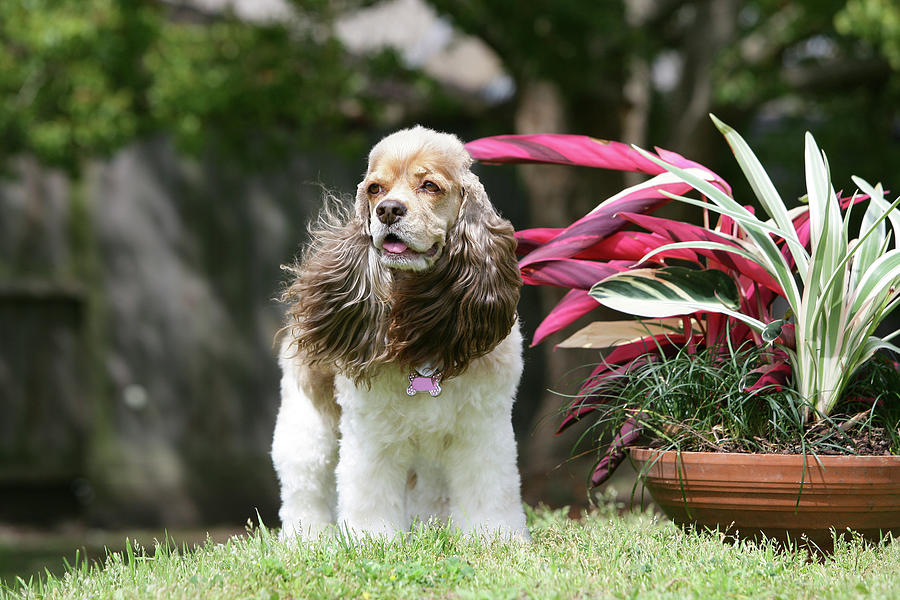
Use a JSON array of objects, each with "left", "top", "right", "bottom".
[{"left": 271, "top": 126, "right": 528, "bottom": 540}]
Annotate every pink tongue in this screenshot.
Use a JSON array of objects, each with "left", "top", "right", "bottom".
[{"left": 383, "top": 240, "right": 409, "bottom": 254}]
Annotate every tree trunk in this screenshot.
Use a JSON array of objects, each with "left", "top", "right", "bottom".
[{"left": 513, "top": 80, "right": 595, "bottom": 507}]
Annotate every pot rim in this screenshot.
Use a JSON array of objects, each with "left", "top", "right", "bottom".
[{"left": 628, "top": 446, "right": 900, "bottom": 465}]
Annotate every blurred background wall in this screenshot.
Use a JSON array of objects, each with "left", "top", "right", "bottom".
[{"left": 1, "top": 0, "right": 898, "bottom": 529}]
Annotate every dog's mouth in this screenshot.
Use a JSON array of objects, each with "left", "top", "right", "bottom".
[{"left": 380, "top": 233, "right": 439, "bottom": 258}]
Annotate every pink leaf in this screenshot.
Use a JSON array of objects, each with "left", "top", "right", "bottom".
[
  {"left": 467, "top": 134, "right": 733, "bottom": 268},
  {"left": 518, "top": 182, "right": 695, "bottom": 268},
  {"left": 521, "top": 258, "right": 631, "bottom": 290},
  {"left": 515, "top": 227, "right": 563, "bottom": 256},
  {"left": 842, "top": 396, "right": 884, "bottom": 409},
  {"left": 573, "top": 231, "right": 698, "bottom": 262},
  {"left": 465, "top": 134, "right": 666, "bottom": 173},
  {"left": 704, "top": 312, "right": 726, "bottom": 346},
  {"left": 591, "top": 417, "right": 643, "bottom": 486},
  {"left": 575, "top": 359, "right": 639, "bottom": 398},
  {"left": 776, "top": 323, "right": 796, "bottom": 349},
  {"left": 531, "top": 289, "right": 600, "bottom": 346},
  {"left": 654, "top": 147, "right": 732, "bottom": 196},
  {"left": 839, "top": 193, "right": 871, "bottom": 209},
  {"left": 559, "top": 359, "right": 646, "bottom": 433},
  {"left": 605, "top": 333, "right": 691, "bottom": 363},
  {"left": 557, "top": 403, "right": 601, "bottom": 433},
  {"left": 744, "top": 359, "right": 792, "bottom": 393}
]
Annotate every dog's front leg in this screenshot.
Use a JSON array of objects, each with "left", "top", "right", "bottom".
[
  {"left": 272, "top": 354, "right": 339, "bottom": 540},
  {"left": 335, "top": 412, "right": 411, "bottom": 539},
  {"left": 444, "top": 412, "right": 529, "bottom": 541}
]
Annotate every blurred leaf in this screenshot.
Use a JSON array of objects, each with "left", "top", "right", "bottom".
[
  {"left": 836, "top": 0, "right": 900, "bottom": 68},
  {"left": 0, "top": 0, "right": 414, "bottom": 171},
  {"left": 557, "top": 318, "right": 686, "bottom": 349}
]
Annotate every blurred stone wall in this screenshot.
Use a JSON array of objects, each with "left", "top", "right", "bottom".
[
  {"left": 0, "top": 284, "right": 86, "bottom": 522},
  {"left": 0, "top": 139, "right": 363, "bottom": 526}
]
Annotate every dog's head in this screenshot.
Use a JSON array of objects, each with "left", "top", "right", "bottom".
[
  {"left": 285, "top": 126, "right": 521, "bottom": 382},
  {"left": 357, "top": 126, "right": 472, "bottom": 272}
]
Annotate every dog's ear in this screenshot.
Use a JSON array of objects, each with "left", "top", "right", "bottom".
[
  {"left": 387, "top": 171, "right": 521, "bottom": 379},
  {"left": 282, "top": 201, "right": 389, "bottom": 383},
  {"left": 354, "top": 179, "right": 372, "bottom": 234}
]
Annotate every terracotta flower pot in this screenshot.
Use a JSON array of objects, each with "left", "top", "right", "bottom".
[{"left": 629, "top": 448, "right": 900, "bottom": 550}]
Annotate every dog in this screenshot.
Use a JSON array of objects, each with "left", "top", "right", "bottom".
[{"left": 270, "top": 126, "right": 529, "bottom": 541}]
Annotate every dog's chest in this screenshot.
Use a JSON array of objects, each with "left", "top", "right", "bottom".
[
  {"left": 334, "top": 328, "right": 521, "bottom": 443},
  {"left": 335, "top": 364, "right": 507, "bottom": 440},
  {"left": 350, "top": 370, "right": 465, "bottom": 435}
]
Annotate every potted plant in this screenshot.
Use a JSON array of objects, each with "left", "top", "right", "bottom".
[{"left": 465, "top": 117, "right": 900, "bottom": 549}]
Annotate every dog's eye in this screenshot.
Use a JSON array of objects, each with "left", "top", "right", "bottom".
[
  {"left": 367, "top": 183, "right": 382, "bottom": 195},
  {"left": 421, "top": 181, "right": 441, "bottom": 193}
]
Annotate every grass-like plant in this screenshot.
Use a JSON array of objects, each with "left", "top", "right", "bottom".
[
  {"left": 575, "top": 343, "right": 804, "bottom": 453},
  {"left": 591, "top": 115, "right": 900, "bottom": 421},
  {"left": 573, "top": 340, "right": 900, "bottom": 479}
]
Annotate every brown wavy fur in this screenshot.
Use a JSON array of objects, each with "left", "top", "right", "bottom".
[
  {"left": 281, "top": 132, "right": 521, "bottom": 384},
  {"left": 281, "top": 198, "right": 391, "bottom": 380},
  {"left": 385, "top": 172, "right": 520, "bottom": 379}
]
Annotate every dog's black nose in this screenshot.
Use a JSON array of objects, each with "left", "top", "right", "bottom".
[{"left": 375, "top": 199, "right": 407, "bottom": 225}]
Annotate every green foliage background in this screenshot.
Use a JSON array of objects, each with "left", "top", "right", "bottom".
[
  {"left": 2, "top": 0, "right": 898, "bottom": 180},
  {"left": 0, "top": 0, "right": 420, "bottom": 172}
]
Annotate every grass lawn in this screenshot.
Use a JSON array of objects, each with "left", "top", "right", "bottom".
[{"left": 2, "top": 504, "right": 899, "bottom": 600}]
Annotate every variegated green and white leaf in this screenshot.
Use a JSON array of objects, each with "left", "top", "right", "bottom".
[
  {"left": 849, "top": 205, "right": 887, "bottom": 290},
  {"left": 586, "top": 169, "right": 715, "bottom": 215},
  {"left": 639, "top": 240, "right": 765, "bottom": 270},
  {"left": 804, "top": 132, "right": 843, "bottom": 279},
  {"left": 853, "top": 336, "right": 900, "bottom": 377},
  {"left": 634, "top": 152, "right": 803, "bottom": 309},
  {"left": 805, "top": 192, "right": 900, "bottom": 327},
  {"left": 711, "top": 114, "right": 810, "bottom": 275},
  {"left": 652, "top": 190, "right": 785, "bottom": 237},
  {"left": 883, "top": 328, "right": 900, "bottom": 344},
  {"left": 848, "top": 248, "right": 900, "bottom": 316},
  {"left": 853, "top": 176, "right": 900, "bottom": 252},
  {"left": 847, "top": 189, "right": 900, "bottom": 291},
  {"left": 589, "top": 266, "right": 767, "bottom": 332}
]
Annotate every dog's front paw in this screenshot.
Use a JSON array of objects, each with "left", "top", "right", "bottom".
[
  {"left": 457, "top": 524, "right": 531, "bottom": 545},
  {"left": 509, "top": 527, "right": 532, "bottom": 544},
  {"left": 280, "top": 520, "right": 334, "bottom": 541},
  {"left": 336, "top": 520, "right": 404, "bottom": 542},
  {"left": 278, "top": 507, "right": 334, "bottom": 542}
]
